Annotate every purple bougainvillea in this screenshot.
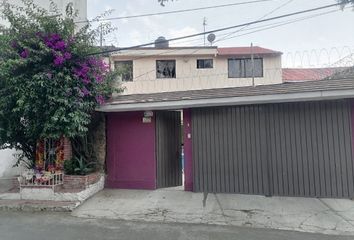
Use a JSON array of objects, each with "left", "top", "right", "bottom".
[
  {"left": 11, "top": 31, "right": 112, "bottom": 107},
  {"left": 54, "top": 40, "right": 66, "bottom": 51},
  {"left": 20, "top": 48, "right": 29, "bottom": 58},
  {"left": 53, "top": 55, "right": 64, "bottom": 66},
  {"left": 95, "top": 95, "right": 105, "bottom": 105},
  {"left": 46, "top": 72, "right": 52, "bottom": 79},
  {"left": 41, "top": 33, "right": 70, "bottom": 66},
  {"left": 81, "top": 87, "right": 91, "bottom": 96},
  {"left": 63, "top": 52, "right": 72, "bottom": 60}
]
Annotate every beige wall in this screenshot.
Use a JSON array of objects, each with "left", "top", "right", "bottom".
[{"left": 112, "top": 50, "right": 282, "bottom": 95}]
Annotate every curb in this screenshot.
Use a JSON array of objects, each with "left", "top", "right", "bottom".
[{"left": 0, "top": 200, "right": 80, "bottom": 212}]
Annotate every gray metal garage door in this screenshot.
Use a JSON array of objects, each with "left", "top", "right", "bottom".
[{"left": 192, "top": 100, "right": 354, "bottom": 198}]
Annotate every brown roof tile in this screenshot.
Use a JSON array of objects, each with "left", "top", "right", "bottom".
[{"left": 217, "top": 46, "right": 282, "bottom": 56}]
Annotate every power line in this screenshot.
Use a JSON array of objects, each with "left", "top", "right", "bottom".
[
  {"left": 76, "top": 0, "right": 274, "bottom": 23},
  {"left": 215, "top": 0, "right": 294, "bottom": 43},
  {"left": 89, "top": 2, "right": 343, "bottom": 56},
  {"left": 217, "top": 8, "right": 342, "bottom": 43},
  {"left": 104, "top": 4, "right": 340, "bottom": 63}
]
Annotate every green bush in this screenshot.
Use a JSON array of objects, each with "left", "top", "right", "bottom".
[
  {"left": 64, "top": 156, "right": 96, "bottom": 176},
  {"left": 0, "top": 0, "right": 121, "bottom": 167}
]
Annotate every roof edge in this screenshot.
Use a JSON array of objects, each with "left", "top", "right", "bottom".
[{"left": 97, "top": 88, "right": 354, "bottom": 112}]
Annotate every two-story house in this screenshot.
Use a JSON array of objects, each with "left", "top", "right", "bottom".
[
  {"left": 111, "top": 38, "right": 282, "bottom": 95},
  {"left": 101, "top": 37, "right": 354, "bottom": 199}
]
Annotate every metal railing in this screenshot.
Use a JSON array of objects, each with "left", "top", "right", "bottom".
[{"left": 19, "top": 172, "right": 64, "bottom": 191}]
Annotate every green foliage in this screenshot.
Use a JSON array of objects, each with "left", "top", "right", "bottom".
[
  {"left": 63, "top": 158, "right": 75, "bottom": 175},
  {"left": 64, "top": 156, "right": 96, "bottom": 176},
  {"left": 73, "top": 156, "right": 96, "bottom": 175},
  {"left": 0, "top": 0, "right": 121, "bottom": 165},
  {"left": 338, "top": 0, "right": 354, "bottom": 5},
  {"left": 71, "top": 134, "right": 98, "bottom": 168},
  {"left": 337, "top": 0, "right": 354, "bottom": 9}
]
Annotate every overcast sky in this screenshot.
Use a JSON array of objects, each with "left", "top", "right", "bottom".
[{"left": 87, "top": 0, "right": 354, "bottom": 67}]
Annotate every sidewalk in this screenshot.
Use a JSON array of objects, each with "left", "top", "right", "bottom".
[{"left": 72, "top": 188, "right": 354, "bottom": 236}]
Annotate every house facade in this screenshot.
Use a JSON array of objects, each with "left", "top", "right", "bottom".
[
  {"left": 112, "top": 43, "right": 283, "bottom": 95},
  {"left": 102, "top": 42, "right": 354, "bottom": 199}
]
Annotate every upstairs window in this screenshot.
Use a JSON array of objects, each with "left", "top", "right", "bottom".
[
  {"left": 114, "top": 61, "right": 133, "bottom": 82},
  {"left": 197, "top": 59, "right": 213, "bottom": 69},
  {"left": 228, "top": 58, "right": 263, "bottom": 78},
  {"left": 156, "top": 60, "right": 176, "bottom": 78}
]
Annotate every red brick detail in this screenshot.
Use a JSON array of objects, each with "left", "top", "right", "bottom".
[
  {"left": 63, "top": 137, "right": 72, "bottom": 161},
  {"left": 63, "top": 172, "right": 101, "bottom": 190}
]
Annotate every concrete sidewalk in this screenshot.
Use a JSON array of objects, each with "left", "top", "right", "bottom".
[{"left": 72, "top": 189, "right": 354, "bottom": 236}]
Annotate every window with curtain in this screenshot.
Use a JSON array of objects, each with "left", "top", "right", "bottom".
[
  {"left": 228, "top": 58, "right": 263, "bottom": 78},
  {"left": 156, "top": 60, "right": 176, "bottom": 78}
]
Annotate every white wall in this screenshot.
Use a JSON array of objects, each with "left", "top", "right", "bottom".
[
  {"left": 0, "top": 149, "right": 19, "bottom": 178},
  {"left": 0, "top": 0, "right": 87, "bottom": 27},
  {"left": 112, "top": 49, "right": 283, "bottom": 95}
]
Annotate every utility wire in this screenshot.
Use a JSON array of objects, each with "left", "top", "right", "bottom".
[
  {"left": 215, "top": 0, "right": 294, "bottom": 43},
  {"left": 89, "top": 3, "right": 343, "bottom": 56},
  {"left": 76, "top": 0, "right": 274, "bottom": 23},
  {"left": 218, "top": 8, "right": 343, "bottom": 42},
  {"left": 116, "top": 6, "right": 345, "bottom": 60}
]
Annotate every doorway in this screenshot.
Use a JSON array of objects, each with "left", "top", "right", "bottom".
[{"left": 155, "top": 110, "right": 183, "bottom": 189}]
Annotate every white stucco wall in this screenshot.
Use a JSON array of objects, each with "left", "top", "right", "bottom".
[
  {"left": 0, "top": 149, "right": 19, "bottom": 178},
  {"left": 0, "top": 0, "right": 87, "bottom": 27},
  {"left": 112, "top": 49, "right": 283, "bottom": 95}
]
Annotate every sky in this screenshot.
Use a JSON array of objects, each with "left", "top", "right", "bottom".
[{"left": 87, "top": 0, "right": 354, "bottom": 67}]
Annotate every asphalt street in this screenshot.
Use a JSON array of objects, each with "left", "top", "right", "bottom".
[{"left": 0, "top": 211, "right": 352, "bottom": 240}]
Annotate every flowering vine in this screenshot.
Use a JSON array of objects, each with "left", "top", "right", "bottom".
[
  {"left": 0, "top": 0, "right": 121, "bottom": 168},
  {"left": 11, "top": 31, "right": 115, "bottom": 106}
]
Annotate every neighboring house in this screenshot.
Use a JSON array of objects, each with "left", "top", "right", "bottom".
[
  {"left": 282, "top": 67, "right": 347, "bottom": 82},
  {"left": 100, "top": 41, "right": 354, "bottom": 199},
  {"left": 0, "top": 0, "right": 87, "bottom": 178},
  {"left": 111, "top": 39, "right": 282, "bottom": 95}
]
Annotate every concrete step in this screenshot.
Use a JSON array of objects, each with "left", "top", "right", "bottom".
[{"left": 0, "top": 199, "right": 79, "bottom": 212}]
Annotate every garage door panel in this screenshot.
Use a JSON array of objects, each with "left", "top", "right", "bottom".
[
  {"left": 192, "top": 105, "right": 269, "bottom": 195},
  {"left": 192, "top": 100, "right": 354, "bottom": 198}
]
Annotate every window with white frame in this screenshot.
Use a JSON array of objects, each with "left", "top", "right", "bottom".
[
  {"left": 228, "top": 58, "right": 263, "bottom": 78},
  {"left": 114, "top": 61, "right": 133, "bottom": 82},
  {"left": 156, "top": 60, "right": 176, "bottom": 78},
  {"left": 197, "top": 59, "right": 213, "bottom": 69}
]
